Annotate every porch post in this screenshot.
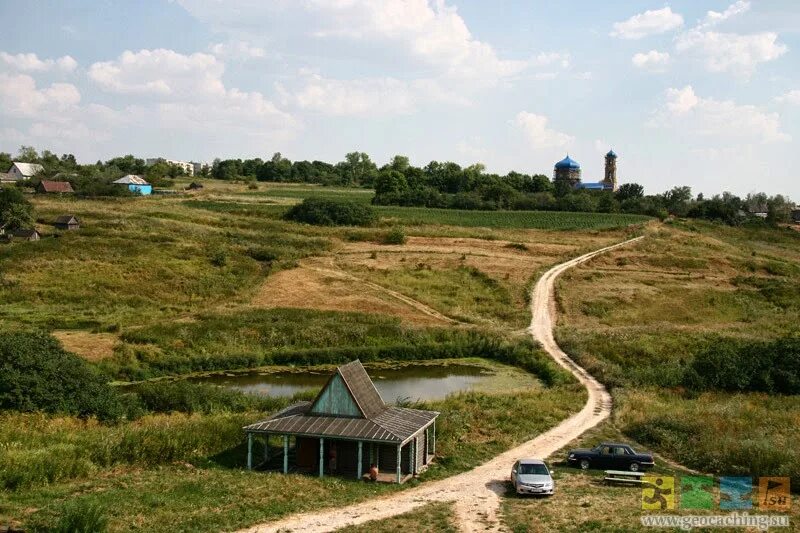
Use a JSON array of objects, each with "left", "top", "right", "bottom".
[
  {"left": 247, "top": 433, "right": 253, "bottom": 470},
  {"left": 357, "top": 441, "right": 363, "bottom": 480},
  {"left": 376, "top": 444, "right": 379, "bottom": 469},
  {"left": 283, "top": 435, "right": 289, "bottom": 474},
  {"left": 396, "top": 444, "right": 402, "bottom": 483},
  {"left": 411, "top": 438, "right": 416, "bottom": 475},
  {"left": 319, "top": 438, "right": 325, "bottom": 478},
  {"left": 432, "top": 420, "right": 436, "bottom": 456},
  {"left": 264, "top": 435, "right": 269, "bottom": 462}
]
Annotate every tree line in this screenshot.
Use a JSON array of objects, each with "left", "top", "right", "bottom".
[{"left": 2, "top": 146, "right": 796, "bottom": 227}]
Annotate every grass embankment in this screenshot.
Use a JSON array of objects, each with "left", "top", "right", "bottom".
[
  {"left": 1, "top": 364, "right": 585, "bottom": 532},
  {"left": 555, "top": 220, "right": 800, "bottom": 489}
]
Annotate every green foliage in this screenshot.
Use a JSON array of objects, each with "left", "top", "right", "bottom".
[
  {"left": 0, "top": 332, "right": 124, "bottom": 421},
  {"left": 53, "top": 500, "right": 108, "bottom": 533},
  {"left": 134, "top": 381, "right": 288, "bottom": 414},
  {"left": 381, "top": 227, "right": 407, "bottom": 245},
  {"left": 0, "top": 187, "right": 34, "bottom": 230},
  {"left": 683, "top": 335, "right": 800, "bottom": 394},
  {"left": 284, "top": 197, "right": 377, "bottom": 226}
]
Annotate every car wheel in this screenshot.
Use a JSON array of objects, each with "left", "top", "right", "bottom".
[
  {"left": 629, "top": 462, "right": 640, "bottom": 472},
  {"left": 579, "top": 459, "right": 590, "bottom": 470}
]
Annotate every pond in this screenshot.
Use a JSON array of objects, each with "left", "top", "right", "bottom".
[{"left": 185, "top": 360, "right": 538, "bottom": 403}]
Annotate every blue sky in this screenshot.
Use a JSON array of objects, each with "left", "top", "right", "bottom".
[{"left": 1, "top": 0, "right": 798, "bottom": 198}]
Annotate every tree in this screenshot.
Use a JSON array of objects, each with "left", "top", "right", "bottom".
[
  {"left": 662, "top": 186, "right": 693, "bottom": 216},
  {"left": 766, "top": 194, "right": 792, "bottom": 223},
  {"left": 0, "top": 188, "right": 34, "bottom": 230},
  {"left": 374, "top": 170, "right": 408, "bottom": 196},
  {"left": 16, "top": 145, "right": 38, "bottom": 162},
  {"left": 615, "top": 183, "right": 644, "bottom": 202},
  {"left": 338, "top": 152, "right": 377, "bottom": 187}
]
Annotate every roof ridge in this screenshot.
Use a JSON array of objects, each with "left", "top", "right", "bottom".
[{"left": 335, "top": 363, "right": 369, "bottom": 419}]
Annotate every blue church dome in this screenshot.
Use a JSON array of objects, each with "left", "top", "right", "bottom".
[
  {"left": 554, "top": 155, "right": 580, "bottom": 169},
  {"left": 606, "top": 149, "right": 617, "bottom": 158}
]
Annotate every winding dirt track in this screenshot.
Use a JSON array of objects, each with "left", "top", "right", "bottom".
[{"left": 237, "top": 236, "right": 643, "bottom": 533}]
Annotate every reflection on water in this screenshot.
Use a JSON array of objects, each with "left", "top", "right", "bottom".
[{"left": 187, "top": 364, "right": 492, "bottom": 402}]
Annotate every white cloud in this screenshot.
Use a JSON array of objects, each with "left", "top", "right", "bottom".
[
  {"left": 88, "top": 49, "right": 225, "bottom": 96},
  {"left": 278, "top": 71, "right": 470, "bottom": 116},
  {"left": 655, "top": 85, "right": 789, "bottom": 143},
  {"left": 697, "top": 0, "right": 751, "bottom": 29},
  {"left": 775, "top": 90, "right": 800, "bottom": 105},
  {"left": 611, "top": 7, "right": 683, "bottom": 39},
  {"left": 0, "top": 73, "right": 80, "bottom": 116},
  {"left": 513, "top": 112, "right": 573, "bottom": 149},
  {"left": 208, "top": 40, "right": 266, "bottom": 60},
  {"left": 530, "top": 52, "right": 570, "bottom": 69},
  {"left": 0, "top": 51, "right": 77, "bottom": 72},
  {"left": 456, "top": 137, "right": 489, "bottom": 161},
  {"left": 632, "top": 50, "right": 670, "bottom": 72},
  {"left": 675, "top": 30, "right": 787, "bottom": 77},
  {"left": 305, "top": 0, "right": 529, "bottom": 82}
]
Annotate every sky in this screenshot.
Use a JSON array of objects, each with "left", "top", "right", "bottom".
[{"left": 0, "top": 0, "right": 799, "bottom": 199}]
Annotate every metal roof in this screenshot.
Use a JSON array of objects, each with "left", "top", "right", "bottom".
[
  {"left": 606, "top": 149, "right": 617, "bottom": 158},
  {"left": 11, "top": 162, "right": 44, "bottom": 177},
  {"left": 554, "top": 155, "right": 580, "bottom": 169},
  {"left": 114, "top": 175, "right": 150, "bottom": 185},
  {"left": 38, "top": 180, "right": 74, "bottom": 193},
  {"left": 577, "top": 182, "right": 606, "bottom": 190},
  {"left": 243, "top": 402, "right": 438, "bottom": 443},
  {"left": 334, "top": 359, "right": 387, "bottom": 419}
]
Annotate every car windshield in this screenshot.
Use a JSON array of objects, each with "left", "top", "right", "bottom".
[{"left": 519, "top": 463, "right": 548, "bottom": 475}]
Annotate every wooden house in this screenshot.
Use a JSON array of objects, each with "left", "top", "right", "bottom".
[
  {"left": 54, "top": 215, "right": 80, "bottom": 230},
  {"left": 37, "top": 180, "right": 74, "bottom": 194},
  {"left": 10, "top": 229, "right": 40, "bottom": 241},
  {"left": 243, "top": 360, "right": 438, "bottom": 483}
]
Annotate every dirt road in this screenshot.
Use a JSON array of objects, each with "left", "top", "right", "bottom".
[{"left": 236, "top": 236, "right": 643, "bottom": 533}]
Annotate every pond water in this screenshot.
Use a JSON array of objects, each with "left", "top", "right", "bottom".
[{"left": 187, "top": 363, "right": 495, "bottom": 403}]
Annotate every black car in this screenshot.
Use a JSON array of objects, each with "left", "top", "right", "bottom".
[{"left": 566, "top": 442, "right": 654, "bottom": 472}]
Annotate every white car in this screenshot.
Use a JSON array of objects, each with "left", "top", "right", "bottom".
[{"left": 511, "top": 458, "right": 555, "bottom": 496}]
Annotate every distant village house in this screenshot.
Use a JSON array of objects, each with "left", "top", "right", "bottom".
[
  {"left": 792, "top": 209, "right": 800, "bottom": 224},
  {"left": 113, "top": 175, "right": 152, "bottom": 195},
  {"left": 9, "top": 229, "right": 40, "bottom": 242},
  {"left": 243, "top": 360, "right": 438, "bottom": 483},
  {"left": 187, "top": 182, "right": 204, "bottom": 190},
  {"left": 54, "top": 215, "right": 80, "bottom": 231},
  {"left": 37, "top": 180, "right": 74, "bottom": 194},
  {"left": 5, "top": 162, "right": 44, "bottom": 181}
]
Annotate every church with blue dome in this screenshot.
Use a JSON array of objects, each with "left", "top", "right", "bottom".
[{"left": 553, "top": 150, "right": 618, "bottom": 191}]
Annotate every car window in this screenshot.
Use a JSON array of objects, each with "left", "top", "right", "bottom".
[
  {"left": 519, "top": 464, "right": 549, "bottom": 475},
  {"left": 601, "top": 446, "right": 613, "bottom": 455}
]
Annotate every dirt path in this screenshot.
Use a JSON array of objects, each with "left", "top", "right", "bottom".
[{"left": 236, "top": 237, "right": 643, "bottom": 533}]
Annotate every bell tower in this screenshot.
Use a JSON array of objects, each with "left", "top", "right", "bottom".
[{"left": 603, "top": 149, "right": 617, "bottom": 191}]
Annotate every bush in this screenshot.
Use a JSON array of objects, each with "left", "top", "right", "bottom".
[
  {"left": 53, "top": 500, "right": 108, "bottom": 533},
  {"left": 381, "top": 227, "right": 407, "bottom": 245},
  {"left": 0, "top": 332, "right": 125, "bottom": 421},
  {"left": 284, "top": 197, "right": 376, "bottom": 226},
  {"left": 683, "top": 335, "right": 800, "bottom": 394}
]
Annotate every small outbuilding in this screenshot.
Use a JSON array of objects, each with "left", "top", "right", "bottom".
[
  {"left": 187, "top": 182, "right": 204, "bottom": 190},
  {"left": 37, "top": 180, "right": 74, "bottom": 194},
  {"left": 113, "top": 175, "right": 152, "bottom": 196},
  {"left": 792, "top": 209, "right": 800, "bottom": 224},
  {"left": 243, "top": 360, "right": 438, "bottom": 483},
  {"left": 9, "top": 229, "right": 41, "bottom": 241},
  {"left": 54, "top": 215, "right": 80, "bottom": 231}
]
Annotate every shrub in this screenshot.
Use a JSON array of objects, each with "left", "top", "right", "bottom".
[
  {"left": 53, "top": 500, "right": 108, "bottom": 533},
  {"left": 381, "top": 227, "right": 407, "bottom": 245},
  {"left": 0, "top": 332, "right": 125, "bottom": 421},
  {"left": 284, "top": 197, "right": 376, "bottom": 226},
  {"left": 683, "top": 335, "right": 800, "bottom": 394}
]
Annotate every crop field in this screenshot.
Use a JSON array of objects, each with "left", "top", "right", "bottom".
[{"left": 555, "top": 220, "right": 800, "bottom": 491}]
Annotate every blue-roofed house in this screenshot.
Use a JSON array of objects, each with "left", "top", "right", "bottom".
[
  {"left": 553, "top": 150, "right": 619, "bottom": 192},
  {"left": 113, "top": 175, "right": 152, "bottom": 195}
]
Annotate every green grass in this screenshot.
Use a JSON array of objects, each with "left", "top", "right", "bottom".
[
  {"left": 1, "top": 382, "right": 585, "bottom": 532},
  {"left": 375, "top": 207, "right": 651, "bottom": 230},
  {"left": 253, "top": 186, "right": 375, "bottom": 205},
  {"left": 554, "top": 220, "right": 800, "bottom": 494}
]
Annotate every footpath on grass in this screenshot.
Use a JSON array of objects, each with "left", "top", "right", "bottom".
[{"left": 236, "top": 236, "right": 644, "bottom": 533}]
